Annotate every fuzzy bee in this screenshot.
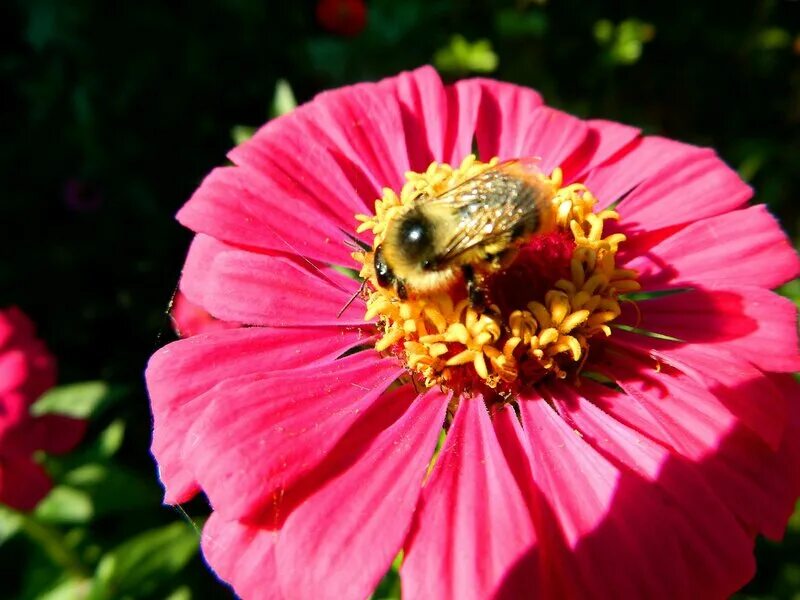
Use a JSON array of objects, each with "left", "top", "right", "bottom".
[{"left": 373, "top": 159, "right": 556, "bottom": 307}]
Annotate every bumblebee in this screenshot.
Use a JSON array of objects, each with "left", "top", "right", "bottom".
[{"left": 373, "top": 159, "right": 556, "bottom": 307}]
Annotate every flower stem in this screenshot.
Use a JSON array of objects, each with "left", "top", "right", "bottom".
[{"left": 17, "top": 512, "right": 90, "bottom": 578}]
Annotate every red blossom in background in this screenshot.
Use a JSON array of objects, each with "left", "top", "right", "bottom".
[
  {"left": 146, "top": 67, "right": 800, "bottom": 599},
  {"left": 316, "top": 0, "right": 367, "bottom": 37},
  {"left": 0, "top": 307, "right": 85, "bottom": 511}
]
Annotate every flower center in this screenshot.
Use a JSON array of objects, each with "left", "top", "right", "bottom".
[{"left": 353, "top": 156, "right": 639, "bottom": 396}]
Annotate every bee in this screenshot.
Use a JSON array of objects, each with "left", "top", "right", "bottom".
[{"left": 373, "top": 159, "right": 556, "bottom": 307}]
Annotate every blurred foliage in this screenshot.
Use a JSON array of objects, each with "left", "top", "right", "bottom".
[
  {"left": 593, "top": 18, "right": 655, "bottom": 65},
  {"left": 2, "top": 0, "right": 799, "bottom": 598},
  {"left": 433, "top": 35, "right": 499, "bottom": 75}
]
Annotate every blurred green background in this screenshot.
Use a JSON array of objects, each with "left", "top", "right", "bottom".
[{"left": 2, "top": 0, "right": 799, "bottom": 598}]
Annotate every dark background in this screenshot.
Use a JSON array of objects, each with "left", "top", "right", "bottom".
[{"left": 2, "top": 0, "right": 799, "bottom": 598}]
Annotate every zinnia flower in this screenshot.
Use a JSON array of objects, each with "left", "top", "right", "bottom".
[
  {"left": 0, "top": 307, "right": 86, "bottom": 510},
  {"left": 146, "top": 66, "right": 800, "bottom": 599}
]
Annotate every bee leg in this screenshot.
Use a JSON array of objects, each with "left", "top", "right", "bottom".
[
  {"left": 487, "top": 248, "right": 518, "bottom": 271},
  {"left": 463, "top": 265, "right": 486, "bottom": 309},
  {"left": 395, "top": 280, "right": 408, "bottom": 300}
]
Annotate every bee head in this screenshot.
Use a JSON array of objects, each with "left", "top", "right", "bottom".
[{"left": 373, "top": 244, "right": 407, "bottom": 299}]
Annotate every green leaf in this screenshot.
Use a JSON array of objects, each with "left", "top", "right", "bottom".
[
  {"left": 593, "top": 19, "right": 614, "bottom": 44},
  {"left": 495, "top": 9, "right": 547, "bottom": 38},
  {"left": 47, "top": 420, "right": 127, "bottom": 476},
  {"left": 34, "top": 486, "right": 94, "bottom": 524},
  {"left": 91, "top": 521, "right": 199, "bottom": 600},
  {"left": 593, "top": 18, "right": 655, "bottom": 66},
  {"left": 270, "top": 78, "right": 297, "bottom": 118},
  {"left": 64, "top": 463, "right": 159, "bottom": 517},
  {"left": 32, "top": 381, "right": 111, "bottom": 419},
  {"left": 372, "top": 552, "right": 402, "bottom": 599},
  {"left": 756, "top": 27, "right": 791, "bottom": 50},
  {"left": 433, "top": 35, "right": 499, "bottom": 75},
  {"left": 164, "top": 585, "right": 193, "bottom": 600},
  {"left": 38, "top": 577, "right": 93, "bottom": 600},
  {"left": 788, "top": 499, "right": 800, "bottom": 533},
  {"left": 97, "top": 419, "right": 125, "bottom": 458},
  {"left": 0, "top": 504, "right": 23, "bottom": 545},
  {"left": 778, "top": 279, "right": 800, "bottom": 310},
  {"left": 330, "top": 264, "right": 361, "bottom": 280},
  {"left": 230, "top": 125, "right": 256, "bottom": 145}
]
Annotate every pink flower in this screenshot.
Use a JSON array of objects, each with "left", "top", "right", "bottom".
[
  {"left": 146, "top": 67, "right": 800, "bottom": 599},
  {"left": 315, "top": 0, "right": 367, "bottom": 37},
  {"left": 0, "top": 307, "right": 86, "bottom": 511}
]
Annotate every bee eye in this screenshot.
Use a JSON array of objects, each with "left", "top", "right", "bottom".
[
  {"left": 373, "top": 245, "right": 394, "bottom": 288},
  {"left": 399, "top": 215, "right": 432, "bottom": 261}
]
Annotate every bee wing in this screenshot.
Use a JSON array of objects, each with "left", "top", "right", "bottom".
[
  {"left": 417, "top": 158, "right": 543, "bottom": 207},
  {"left": 424, "top": 159, "right": 551, "bottom": 261},
  {"left": 435, "top": 201, "right": 532, "bottom": 261}
]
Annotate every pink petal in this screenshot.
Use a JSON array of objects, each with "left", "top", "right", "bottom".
[
  {"left": 402, "top": 399, "right": 537, "bottom": 600},
  {"left": 176, "top": 166, "right": 361, "bottom": 266},
  {"left": 180, "top": 234, "right": 367, "bottom": 327},
  {"left": 276, "top": 387, "right": 448, "bottom": 599},
  {"left": 633, "top": 285, "right": 800, "bottom": 372},
  {"left": 545, "top": 381, "right": 755, "bottom": 598},
  {"left": 170, "top": 291, "right": 239, "bottom": 338},
  {"left": 0, "top": 349, "right": 29, "bottom": 394},
  {"left": 769, "top": 374, "right": 800, "bottom": 502},
  {"left": 513, "top": 107, "right": 590, "bottom": 174},
  {"left": 626, "top": 205, "right": 800, "bottom": 290},
  {"left": 496, "top": 393, "right": 751, "bottom": 599},
  {"left": 614, "top": 334, "right": 787, "bottom": 450},
  {"left": 228, "top": 119, "right": 374, "bottom": 216},
  {"left": 0, "top": 455, "right": 51, "bottom": 511},
  {"left": 468, "top": 79, "right": 545, "bottom": 160},
  {"left": 0, "top": 307, "right": 36, "bottom": 349},
  {"left": 28, "top": 414, "right": 86, "bottom": 455},
  {"left": 201, "top": 512, "right": 283, "bottom": 600},
  {"left": 146, "top": 326, "right": 368, "bottom": 504},
  {"left": 474, "top": 86, "right": 590, "bottom": 173},
  {"left": 518, "top": 397, "right": 617, "bottom": 546},
  {"left": 601, "top": 350, "right": 799, "bottom": 538},
  {"left": 301, "top": 81, "right": 410, "bottom": 194},
  {"left": 584, "top": 136, "right": 712, "bottom": 209},
  {"left": 446, "top": 79, "right": 483, "bottom": 163},
  {"left": 492, "top": 398, "right": 617, "bottom": 598},
  {"left": 185, "top": 350, "right": 403, "bottom": 520},
  {"left": 178, "top": 233, "right": 226, "bottom": 309},
  {"left": 0, "top": 391, "right": 29, "bottom": 433},
  {"left": 582, "top": 119, "right": 641, "bottom": 170},
  {"left": 0, "top": 338, "right": 55, "bottom": 405},
  {"left": 557, "top": 118, "right": 640, "bottom": 184},
  {"left": 614, "top": 150, "right": 752, "bottom": 232},
  {"left": 231, "top": 74, "right": 411, "bottom": 202},
  {"left": 379, "top": 66, "right": 450, "bottom": 171},
  {"left": 599, "top": 349, "right": 749, "bottom": 459}
]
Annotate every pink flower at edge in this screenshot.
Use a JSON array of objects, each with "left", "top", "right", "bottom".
[
  {"left": 0, "top": 307, "right": 86, "bottom": 511},
  {"left": 170, "top": 290, "right": 240, "bottom": 338},
  {"left": 146, "top": 66, "right": 800, "bottom": 599}
]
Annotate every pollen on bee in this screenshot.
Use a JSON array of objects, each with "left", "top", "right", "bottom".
[{"left": 353, "top": 156, "right": 639, "bottom": 395}]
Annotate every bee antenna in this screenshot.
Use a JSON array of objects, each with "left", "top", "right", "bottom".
[
  {"left": 338, "top": 227, "right": 371, "bottom": 251},
  {"left": 337, "top": 279, "right": 367, "bottom": 318}
]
